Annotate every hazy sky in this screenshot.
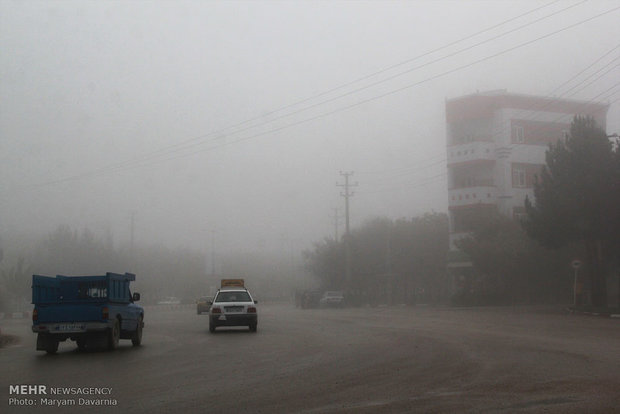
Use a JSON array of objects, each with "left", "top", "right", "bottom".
[{"left": 1, "top": 0, "right": 619, "bottom": 257}]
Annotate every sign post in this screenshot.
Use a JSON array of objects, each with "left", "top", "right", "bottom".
[{"left": 571, "top": 260, "right": 582, "bottom": 308}]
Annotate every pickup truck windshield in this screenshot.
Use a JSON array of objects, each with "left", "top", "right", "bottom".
[{"left": 215, "top": 291, "right": 251, "bottom": 302}]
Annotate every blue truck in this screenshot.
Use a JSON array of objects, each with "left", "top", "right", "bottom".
[{"left": 31, "top": 272, "right": 144, "bottom": 354}]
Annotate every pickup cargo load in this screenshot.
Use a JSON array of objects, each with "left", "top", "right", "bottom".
[{"left": 31, "top": 272, "right": 144, "bottom": 353}]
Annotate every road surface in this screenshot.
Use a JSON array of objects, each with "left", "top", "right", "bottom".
[{"left": 1, "top": 304, "right": 619, "bottom": 413}]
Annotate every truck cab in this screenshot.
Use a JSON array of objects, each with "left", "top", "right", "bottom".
[{"left": 31, "top": 272, "right": 144, "bottom": 353}]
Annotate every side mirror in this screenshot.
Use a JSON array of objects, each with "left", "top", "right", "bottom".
[
  {"left": 254, "top": 300, "right": 258, "bottom": 304},
  {"left": 206, "top": 300, "right": 213, "bottom": 306},
  {"left": 132, "top": 292, "right": 141, "bottom": 302}
]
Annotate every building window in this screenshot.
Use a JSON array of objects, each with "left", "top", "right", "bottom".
[
  {"left": 514, "top": 125, "right": 525, "bottom": 143},
  {"left": 512, "top": 166, "right": 526, "bottom": 187}
]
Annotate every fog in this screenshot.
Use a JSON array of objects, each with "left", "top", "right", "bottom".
[{"left": 1, "top": 0, "right": 619, "bottom": 262}]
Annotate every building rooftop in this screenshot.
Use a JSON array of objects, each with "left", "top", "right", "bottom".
[{"left": 446, "top": 90, "right": 609, "bottom": 124}]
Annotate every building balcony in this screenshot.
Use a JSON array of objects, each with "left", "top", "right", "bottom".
[
  {"left": 448, "top": 233, "right": 472, "bottom": 251},
  {"left": 448, "top": 186, "right": 497, "bottom": 208},
  {"left": 447, "top": 141, "right": 496, "bottom": 166}
]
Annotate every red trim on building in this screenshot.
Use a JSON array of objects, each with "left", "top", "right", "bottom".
[
  {"left": 446, "top": 92, "right": 609, "bottom": 123},
  {"left": 510, "top": 119, "right": 570, "bottom": 146}
]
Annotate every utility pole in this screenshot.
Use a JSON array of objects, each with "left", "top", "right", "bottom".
[
  {"left": 330, "top": 208, "right": 343, "bottom": 241},
  {"left": 337, "top": 171, "right": 358, "bottom": 286}
]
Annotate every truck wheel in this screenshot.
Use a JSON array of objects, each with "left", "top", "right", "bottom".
[
  {"left": 46, "top": 339, "right": 59, "bottom": 354},
  {"left": 249, "top": 323, "right": 257, "bottom": 333},
  {"left": 76, "top": 338, "right": 87, "bottom": 351},
  {"left": 209, "top": 322, "right": 216, "bottom": 333},
  {"left": 108, "top": 319, "right": 120, "bottom": 350},
  {"left": 131, "top": 316, "right": 143, "bottom": 346}
]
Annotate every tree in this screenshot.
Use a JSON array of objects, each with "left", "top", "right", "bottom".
[
  {"left": 391, "top": 213, "right": 449, "bottom": 303},
  {"left": 303, "top": 238, "right": 345, "bottom": 290},
  {"left": 523, "top": 116, "right": 619, "bottom": 307},
  {"left": 303, "top": 213, "right": 449, "bottom": 304},
  {"left": 456, "top": 210, "right": 576, "bottom": 304},
  {"left": 0, "top": 256, "right": 32, "bottom": 311}
]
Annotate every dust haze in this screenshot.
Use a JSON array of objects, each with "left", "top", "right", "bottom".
[{"left": 1, "top": 1, "right": 619, "bottom": 297}]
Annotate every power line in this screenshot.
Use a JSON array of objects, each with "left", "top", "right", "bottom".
[
  {"left": 95, "top": 0, "right": 569, "bottom": 169},
  {"left": 24, "top": 4, "right": 620, "bottom": 188},
  {"left": 258, "top": 0, "right": 566, "bottom": 118},
  {"left": 359, "top": 78, "right": 620, "bottom": 196},
  {"left": 268, "top": 0, "right": 588, "bottom": 124},
  {"left": 485, "top": 49, "right": 620, "bottom": 145},
  {"left": 140, "top": 4, "right": 620, "bottom": 170},
  {"left": 20, "top": 2, "right": 582, "bottom": 184},
  {"left": 359, "top": 171, "right": 448, "bottom": 196},
  {"left": 330, "top": 22, "right": 620, "bottom": 194},
  {"left": 356, "top": 41, "right": 620, "bottom": 197}
]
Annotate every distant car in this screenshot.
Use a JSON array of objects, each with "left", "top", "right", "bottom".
[
  {"left": 196, "top": 296, "right": 213, "bottom": 314},
  {"left": 319, "top": 291, "right": 345, "bottom": 308},
  {"left": 157, "top": 297, "right": 181, "bottom": 305},
  {"left": 209, "top": 288, "right": 258, "bottom": 333}
]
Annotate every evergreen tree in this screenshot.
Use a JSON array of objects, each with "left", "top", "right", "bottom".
[{"left": 524, "top": 116, "right": 619, "bottom": 307}]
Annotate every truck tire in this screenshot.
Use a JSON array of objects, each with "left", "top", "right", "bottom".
[
  {"left": 37, "top": 333, "right": 59, "bottom": 354},
  {"left": 131, "top": 316, "right": 143, "bottom": 346},
  {"left": 108, "top": 319, "right": 120, "bottom": 350},
  {"left": 209, "top": 322, "right": 216, "bottom": 333},
  {"left": 76, "top": 338, "right": 87, "bottom": 351},
  {"left": 46, "top": 339, "right": 59, "bottom": 354},
  {"left": 249, "top": 322, "right": 257, "bottom": 332}
]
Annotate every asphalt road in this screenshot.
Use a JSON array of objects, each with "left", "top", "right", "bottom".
[{"left": 1, "top": 303, "right": 619, "bottom": 413}]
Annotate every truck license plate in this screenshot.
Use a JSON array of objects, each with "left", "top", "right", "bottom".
[{"left": 54, "top": 323, "right": 85, "bottom": 332}]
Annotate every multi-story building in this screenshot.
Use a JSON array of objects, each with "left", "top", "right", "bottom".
[{"left": 445, "top": 90, "right": 609, "bottom": 290}]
